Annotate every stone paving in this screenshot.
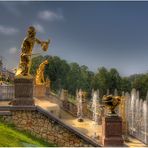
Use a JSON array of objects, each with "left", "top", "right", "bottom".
[
  {"left": 35, "top": 97, "right": 60, "bottom": 117},
  {"left": 0, "top": 99, "right": 147, "bottom": 147}
]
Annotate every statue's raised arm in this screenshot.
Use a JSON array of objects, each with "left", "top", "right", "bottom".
[
  {"left": 15, "top": 26, "right": 50, "bottom": 78},
  {"left": 36, "top": 38, "right": 50, "bottom": 52}
]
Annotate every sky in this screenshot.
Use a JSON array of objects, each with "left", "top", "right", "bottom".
[{"left": 0, "top": 1, "right": 148, "bottom": 76}]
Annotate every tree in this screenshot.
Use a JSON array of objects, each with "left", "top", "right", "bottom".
[
  {"left": 92, "top": 67, "right": 109, "bottom": 97},
  {"left": 66, "top": 63, "right": 81, "bottom": 95},
  {"left": 120, "top": 77, "right": 131, "bottom": 93},
  {"left": 44, "top": 56, "right": 70, "bottom": 91},
  {"left": 131, "top": 74, "right": 148, "bottom": 99},
  {"left": 30, "top": 55, "right": 44, "bottom": 75},
  {"left": 30, "top": 55, "right": 148, "bottom": 100},
  {"left": 108, "top": 68, "right": 121, "bottom": 94}
]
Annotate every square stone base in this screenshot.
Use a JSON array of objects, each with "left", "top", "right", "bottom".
[
  {"left": 102, "top": 116, "right": 124, "bottom": 146},
  {"left": 12, "top": 77, "right": 34, "bottom": 106}
]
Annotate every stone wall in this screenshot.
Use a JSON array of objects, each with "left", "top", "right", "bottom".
[
  {"left": 62, "top": 100, "right": 77, "bottom": 117},
  {"left": 0, "top": 106, "right": 100, "bottom": 147}
]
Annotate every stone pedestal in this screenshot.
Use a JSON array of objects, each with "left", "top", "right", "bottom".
[
  {"left": 34, "top": 84, "right": 46, "bottom": 98},
  {"left": 102, "top": 116, "right": 124, "bottom": 146},
  {"left": 12, "top": 77, "right": 34, "bottom": 106}
]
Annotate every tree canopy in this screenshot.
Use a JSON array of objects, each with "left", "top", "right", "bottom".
[{"left": 31, "top": 55, "right": 148, "bottom": 100}]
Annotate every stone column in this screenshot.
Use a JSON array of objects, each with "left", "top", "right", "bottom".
[
  {"left": 12, "top": 77, "right": 34, "bottom": 106},
  {"left": 102, "top": 116, "right": 124, "bottom": 146},
  {"left": 120, "top": 93, "right": 129, "bottom": 141}
]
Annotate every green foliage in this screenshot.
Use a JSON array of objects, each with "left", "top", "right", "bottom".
[
  {"left": 31, "top": 55, "right": 148, "bottom": 100},
  {"left": 121, "top": 77, "right": 131, "bottom": 92},
  {"left": 92, "top": 67, "right": 122, "bottom": 96},
  {"left": 108, "top": 68, "right": 121, "bottom": 92},
  {"left": 44, "top": 56, "right": 70, "bottom": 91},
  {"left": 129, "top": 73, "right": 148, "bottom": 99},
  {"left": 92, "top": 67, "right": 109, "bottom": 96},
  {"left": 30, "top": 55, "right": 45, "bottom": 76},
  {"left": 66, "top": 63, "right": 92, "bottom": 95},
  {"left": 0, "top": 121, "right": 55, "bottom": 147}
]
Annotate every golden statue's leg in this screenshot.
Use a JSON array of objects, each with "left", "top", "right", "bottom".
[
  {"left": 21, "top": 56, "right": 28, "bottom": 76},
  {"left": 27, "top": 56, "right": 32, "bottom": 76}
]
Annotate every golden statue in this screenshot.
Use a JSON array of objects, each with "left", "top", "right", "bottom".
[
  {"left": 102, "top": 95, "right": 121, "bottom": 115},
  {"left": 35, "top": 60, "right": 48, "bottom": 85},
  {"left": 16, "top": 26, "right": 50, "bottom": 78}
]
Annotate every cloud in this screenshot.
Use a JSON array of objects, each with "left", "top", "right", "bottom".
[
  {"left": 1, "top": 2, "right": 20, "bottom": 17},
  {"left": 33, "top": 24, "right": 45, "bottom": 33},
  {"left": 0, "top": 25, "right": 18, "bottom": 35},
  {"left": 38, "top": 10, "right": 64, "bottom": 21},
  {"left": 9, "top": 47, "right": 17, "bottom": 54}
]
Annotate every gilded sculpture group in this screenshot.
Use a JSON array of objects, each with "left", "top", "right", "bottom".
[
  {"left": 15, "top": 26, "right": 50, "bottom": 85},
  {"left": 15, "top": 26, "right": 121, "bottom": 114}
]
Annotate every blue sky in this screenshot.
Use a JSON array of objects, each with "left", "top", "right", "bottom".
[{"left": 0, "top": 1, "right": 148, "bottom": 76}]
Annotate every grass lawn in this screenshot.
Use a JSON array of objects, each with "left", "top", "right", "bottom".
[{"left": 0, "top": 121, "right": 56, "bottom": 147}]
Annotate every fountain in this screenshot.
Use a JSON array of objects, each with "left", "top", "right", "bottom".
[
  {"left": 135, "top": 91, "right": 139, "bottom": 138},
  {"left": 125, "top": 88, "right": 148, "bottom": 145},
  {"left": 76, "top": 89, "right": 83, "bottom": 122},
  {"left": 124, "top": 92, "right": 130, "bottom": 141},
  {"left": 139, "top": 99, "right": 143, "bottom": 140},
  {"left": 106, "top": 89, "right": 109, "bottom": 95},
  {"left": 92, "top": 91, "right": 98, "bottom": 123},
  {"left": 114, "top": 88, "right": 118, "bottom": 96},
  {"left": 92, "top": 90, "right": 99, "bottom": 139},
  {"left": 130, "top": 88, "right": 137, "bottom": 135},
  {"left": 143, "top": 100, "right": 147, "bottom": 144}
]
